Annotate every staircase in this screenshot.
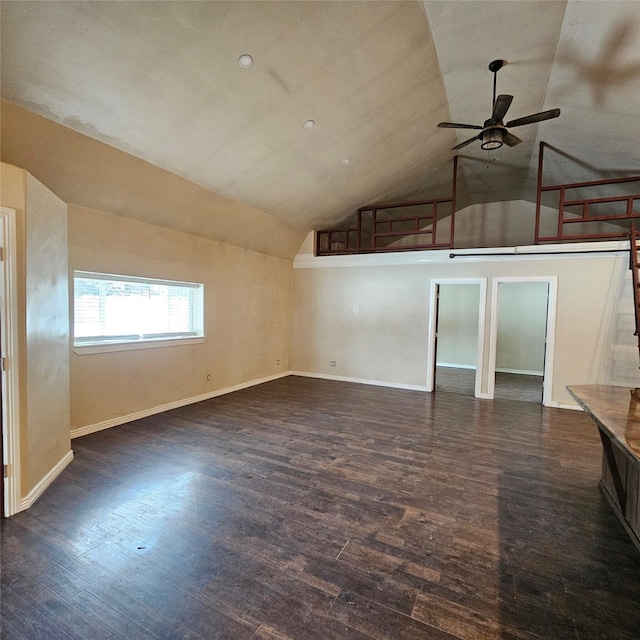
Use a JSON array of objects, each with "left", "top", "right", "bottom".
[{"left": 630, "top": 223, "right": 640, "bottom": 368}]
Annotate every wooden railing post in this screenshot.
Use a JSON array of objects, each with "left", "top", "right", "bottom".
[
  {"left": 450, "top": 155, "right": 457, "bottom": 248},
  {"left": 534, "top": 141, "right": 545, "bottom": 244}
]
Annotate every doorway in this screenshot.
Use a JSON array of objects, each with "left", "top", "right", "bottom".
[
  {"left": 488, "top": 278, "right": 557, "bottom": 405},
  {"left": 427, "top": 279, "right": 487, "bottom": 397},
  {"left": 1, "top": 206, "right": 20, "bottom": 516}
]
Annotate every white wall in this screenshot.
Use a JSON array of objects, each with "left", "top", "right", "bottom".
[
  {"left": 435, "top": 281, "right": 547, "bottom": 374},
  {"left": 292, "top": 244, "right": 636, "bottom": 407},
  {"left": 496, "top": 281, "right": 548, "bottom": 375},
  {"left": 436, "top": 284, "right": 480, "bottom": 368}
]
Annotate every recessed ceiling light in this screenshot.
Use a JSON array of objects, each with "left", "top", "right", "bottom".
[
  {"left": 303, "top": 120, "right": 315, "bottom": 129},
  {"left": 238, "top": 54, "right": 253, "bottom": 68},
  {"left": 341, "top": 158, "right": 351, "bottom": 165}
]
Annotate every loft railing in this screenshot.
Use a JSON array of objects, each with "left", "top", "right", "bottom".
[
  {"left": 316, "top": 199, "right": 455, "bottom": 255},
  {"left": 316, "top": 145, "right": 640, "bottom": 256},
  {"left": 535, "top": 142, "right": 640, "bottom": 243},
  {"left": 316, "top": 158, "right": 457, "bottom": 256}
]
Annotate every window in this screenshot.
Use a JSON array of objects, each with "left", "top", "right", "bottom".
[{"left": 74, "top": 271, "right": 204, "bottom": 352}]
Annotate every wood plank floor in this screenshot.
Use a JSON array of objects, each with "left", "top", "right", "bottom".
[
  {"left": 435, "top": 367, "right": 543, "bottom": 403},
  {"left": 2, "top": 376, "right": 640, "bottom": 639}
]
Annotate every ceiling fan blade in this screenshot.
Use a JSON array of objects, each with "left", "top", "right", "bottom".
[
  {"left": 502, "top": 131, "right": 522, "bottom": 147},
  {"left": 492, "top": 94, "right": 513, "bottom": 123},
  {"left": 451, "top": 134, "right": 480, "bottom": 150},
  {"left": 506, "top": 108, "right": 561, "bottom": 128},
  {"left": 438, "top": 122, "right": 483, "bottom": 130}
]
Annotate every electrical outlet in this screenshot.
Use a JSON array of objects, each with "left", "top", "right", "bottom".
[
  {"left": 206, "top": 374, "right": 211, "bottom": 382},
  {"left": 330, "top": 360, "right": 336, "bottom": 367},
  {"left": 276, "top": 359, "right": 281, "bottom": 366}
]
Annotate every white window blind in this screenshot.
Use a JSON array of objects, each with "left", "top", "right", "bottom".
[{"left": 74, "top": 271, "right": 204, "bottom": 347}]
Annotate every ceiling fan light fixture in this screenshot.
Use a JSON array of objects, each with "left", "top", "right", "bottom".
[{"left": 481, "top": 128, "right": 503, "bottom": 151}]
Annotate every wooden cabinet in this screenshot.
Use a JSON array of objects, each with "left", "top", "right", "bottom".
[{"left": 568, "top": 385, "right": 640, "bottom": 551}]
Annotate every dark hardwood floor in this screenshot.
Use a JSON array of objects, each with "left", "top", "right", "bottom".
[
  {"left": 2, "top": 376, "right": 640, "bottom": 639},
  {"left": 435, "top": 366, "right": 543, "bottom": 403},
  {"left": 493, "top": 372, "right": 542, "bottom": 404},
  {"left": 435, "top": 366, "right": 477, "bottom": 396}
]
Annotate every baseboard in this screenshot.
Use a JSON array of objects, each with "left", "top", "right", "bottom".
[
  {"left": 70, "top": 370, "right": 580, "bottom": 441},
  {"left": 436, "top": 362, "right": 476, "bottom": 370},
  {"left": 20, "top": 450, "right": 74, "bottom": 512},
  {"left": 71, "top": 371, "right": 292, "bottom": 439},
  {"left": 496, "top": 367, "right": 543, "bottom": 376},
  {"left": 436, "top": 364, "right": 543, "bottom": 376},
  {"left": 290, "top": 371, "right": 428, "bottom": 392},
  {"left": 547, "top": 400, "right": 582, "bottom": 411}
]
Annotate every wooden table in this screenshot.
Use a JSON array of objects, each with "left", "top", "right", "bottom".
[{"left": 567, "top": 384, "right": 640, "bottom": 551}]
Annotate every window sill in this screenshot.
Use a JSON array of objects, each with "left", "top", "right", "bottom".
[{"left": 73, "top": 336, "right": 205, "bottom": 355}]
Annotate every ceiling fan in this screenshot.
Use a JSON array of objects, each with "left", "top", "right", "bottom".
[{"left": 438, "top": 59, "right": 561, "bottom": 151}]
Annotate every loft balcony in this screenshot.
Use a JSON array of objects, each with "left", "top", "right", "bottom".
[{"left": 316, "top": 144, "right": 640, "bottom": 256}]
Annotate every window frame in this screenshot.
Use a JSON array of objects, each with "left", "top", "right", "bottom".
[{"left": 73, "top": 270, "right": 205, "bottom": 354}]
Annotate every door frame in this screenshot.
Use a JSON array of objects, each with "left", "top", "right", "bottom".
[
  {"left": 1, "top": 206, "right": 21, "bottom": 516},
  {"left": 487, "top": 276, "right": 557, "bottom": 406},
  {"left": 427, "top": 278, "right": 488, "bottom": 398}
]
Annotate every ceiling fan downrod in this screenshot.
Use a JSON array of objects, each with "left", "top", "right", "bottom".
[{"left": 488, "top": 59, "right": 504, "bottom": 114}]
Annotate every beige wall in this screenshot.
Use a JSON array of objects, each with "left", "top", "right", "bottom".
[
  {"left": 292, "top": 249, "right": 636, "bottom": 407},
  {"left": 69, "top": 206, "right": 292, "bottom": 430},
  {"left": 454, "top": 200, "right": 627, "bottom": 249},
  {"left": 25, "top": 173, "right": 71, "bottom": 490},
  {"left": 291, "top": 265, "right": 429, "bottom": 387},
  {"left": 1, "top": 100, "right": 306, "bottom": 261},
  {"left": 0, "top": 163, "right": 27, "bottom": 492},
  {"left": 454, "top": 200, "right": 539, "bottom": 248},
  {"left": 0, "top": 163, "right": 71, "bottom": 498}
]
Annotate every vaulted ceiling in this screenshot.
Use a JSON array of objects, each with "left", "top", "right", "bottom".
[{"left": 1, "top": 1, "right": 639, "bottom": 247}]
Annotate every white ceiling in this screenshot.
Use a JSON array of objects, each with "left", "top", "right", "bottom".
[{"left": 1, "top": 0, "right": 639, "bottom": 236}]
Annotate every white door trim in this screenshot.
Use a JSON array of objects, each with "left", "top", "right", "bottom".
[
  {"left": 487, "top": 276, "right": 558, "bottom": 406},
  {"left": 427, "top": 278, "right": 488, "bottom": 398},
  {"left": 0, "top": 206, "right": 21, "bottom": 516}
]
